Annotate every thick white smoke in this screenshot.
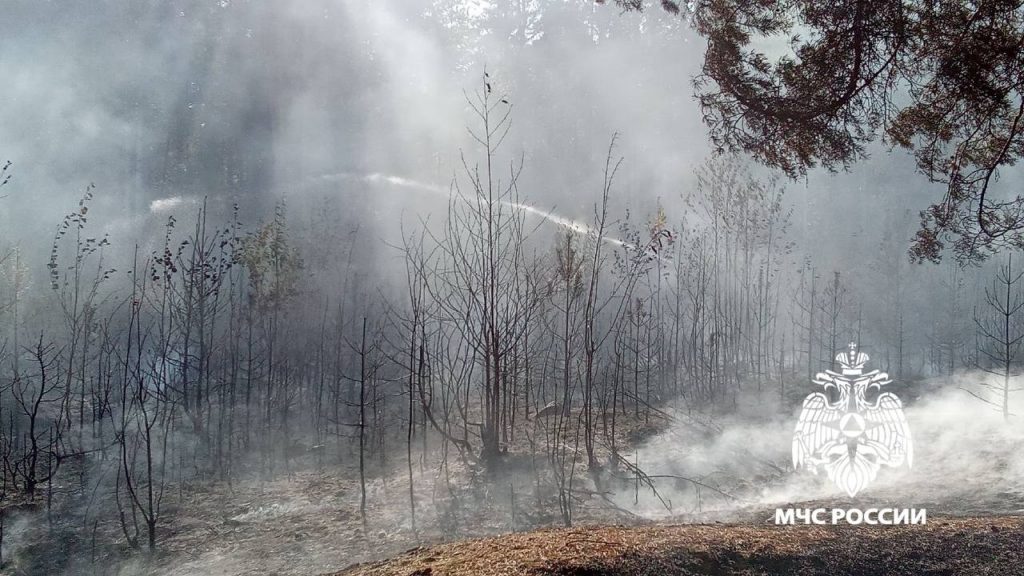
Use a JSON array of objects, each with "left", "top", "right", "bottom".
[{"left": 621, "top": 371, "right": 1024, "bottom": 520}]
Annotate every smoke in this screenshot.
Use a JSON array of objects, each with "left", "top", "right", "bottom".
[
  {"left": 3, "top": 2, "right": 1024, "bottom": 575},
  {"left": 622, "top": 371, "right": 1024, "bottom": 520},
  {"left": 0, "top": 0, "right": 944, "bottom": 288}
]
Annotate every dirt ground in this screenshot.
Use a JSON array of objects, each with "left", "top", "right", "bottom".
[
  {"left": 329, "top": 515, "right": 1024, "bottom": 576},
  {"left": 7, "top": 409, "right": 1020, "bottom": 576},
  {"left": 0, "top": 413, "right": 673, "bottom": 575},
  {"left": 131, "top": 415, "right": 673, "bottom": 575}
]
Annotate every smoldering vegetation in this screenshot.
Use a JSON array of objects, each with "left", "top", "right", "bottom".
[
  {"left": 0, "top": 2, "right": 1022, "bottom": 576},
  {"left": 623, "top": 377, "right": 1024, "bottom": 521},
  {"left": 0, "top": 120, "right": 1020, "bottom": 574}
]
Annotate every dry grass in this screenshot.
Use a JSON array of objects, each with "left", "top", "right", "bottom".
[{"left": 329, "top": 515, "right": 1024, "bottom": 576}]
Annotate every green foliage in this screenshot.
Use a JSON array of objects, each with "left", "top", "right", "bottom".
[
  {"left": 238, "top": 202, "right": 303, "bottom": 310},
  {"left": 614, "top": 0, "right": 1024, "bottom": 262}
]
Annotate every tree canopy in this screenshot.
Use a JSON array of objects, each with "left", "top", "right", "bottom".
[{"left": 617, "top": 0, "right": 1024, "bottom": 263}]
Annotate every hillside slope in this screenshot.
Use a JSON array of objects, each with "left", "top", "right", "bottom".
[{"left": 329, "top": 516, "right": 1024, "bottom": 576}]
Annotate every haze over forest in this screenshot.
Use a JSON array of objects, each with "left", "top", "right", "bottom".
[{"left": 0, "top": 2, "right": 1021, "bottom": 575}]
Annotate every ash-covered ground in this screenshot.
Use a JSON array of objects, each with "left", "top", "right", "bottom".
[{"left": 4, "top": 375, "right": 1017, "bottom": 576}]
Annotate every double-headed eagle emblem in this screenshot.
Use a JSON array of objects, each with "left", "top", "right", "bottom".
[{"left": 793, "top": 343, "right": 913, "bottom": 497}]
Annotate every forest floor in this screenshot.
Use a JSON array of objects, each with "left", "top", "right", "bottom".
[
  {"left": 0, "top": 411, "right": 672, "bottom": 575},
  {"left": 145, "top": 407, "right": 1024, "bottom": 576},
  {"left": 6, "top": 402, "right": 1023, "bottom": 575},
  {"left": 101, "top": 414, "right": 672, "bottom": 576},
  {"left": 327, "top": 515, "right": 1024, "bottom": 576}
]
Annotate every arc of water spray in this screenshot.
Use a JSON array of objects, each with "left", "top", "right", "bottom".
[{"left": 318, "top": 172, "right": 633, "bottom": 249}]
